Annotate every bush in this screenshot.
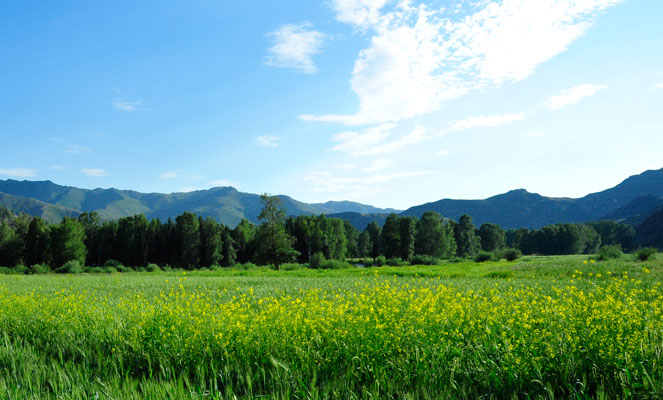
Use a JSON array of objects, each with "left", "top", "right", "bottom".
[
  {"left": 502, "top": 248, "right": 522, "bottom": 262},
  {"left": 86, "top": 266, "right": 105, "bottom": 274},
  {"left": 598, "top": 244, "right": 622, "bottom": 261},
  {"left": 239, "top": 262, "right": 258, "bottom": 270},
  {"left": 29, "top": 263, "right": 52, "bottom": 274},
  {"left": 385, "top": 257, "right": 405, "bottom": 266},
  {"left": 162, "top": 264, "right": 173, "bottom": 272},
  {"left": 13, "top": 264, "right": 29, "bottom": 274},
  {"left": 410, "top": 255, "right": 441, "bottom": 265},
  {"left": 146, "top": 263, "right": 161, "bottom": 272},
  {"left": 309, "top": 252, "right": 325, "bottom": 269},
  {"left": 637, "top": 247, "right": 657, "bottom": 261},
  {"left": 320, "top": 259, "right": 351, "bottom": 269},
  {"left": 209, "top": 264, "right": 222, "bottom": 271},
  {"left": 56, "top": 260, "right": 84, "bottom": 274},
  {"left": 474, "top": 251, "right": 494, "bottom": 263},
  {"left": 104, "top": 259, "right": 122, "bottom": 268},
  {"left": 281, "top": 263, "right": 303, "bottom": 271},
  {"left": 103, "top": 266, "right": 116, "bottom": 273},
  {"left": 375, "top": 255, "right": 386, "bottom": 267},
  {"left": 115, "top": 265, "right": 133, "bottom": 273}
]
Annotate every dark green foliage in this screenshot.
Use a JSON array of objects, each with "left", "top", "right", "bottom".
[
  {"left": 175, "top": 212, "right": 200, "bottom": 269},
  {"left": 50, "top": 217, "right": 86, "bottom": 267},
  {"left": 55, "top": 259, "right": 84, "bottom": 274},
  {"left": 410, "top": 254, "right": 441, "bottom": 265},
  {"left": 25, "top": 217, "right": 50, "bottom": 266},
  {"left": 343, "top": 220, "right": 359, "bottom": 258},
  {"left": 366, "top": 221, "right": 382, "bottom": 261},
  {"left": 478, "top": 223, "right": 506, "bottom": 252},
  {"left": 474, "top": 251, "right": 494, "bottom": 262},
  {"left": 598, "top": 244, "right": 622, "bottom": 260},
  {"left": 398, "top": 217, "right": 416, "bottom": 261},
  {"left": 414, "top": 211, "right": 456, "bottom": 258},
  {"left": 501, "top": 248, "right": 522, "bottom": 261},
  {"left": 199, "top": 216, "right": 223, "bottom": 267},
  {"left": 28, "top": 263, "right": 51, "bottom": 274},
  {"left": 588, "top": 220, "right": 635, "bottom": 250},
  {"left": 375, "top": 255, "right": 386, "bottom": 266},
  {"left": 232, "top": 219, "right": 256, "bottom": 264},
  {"left": 455, "top": 214, "right": 481, "bottom": 258},
  {"left": 386, "top": 257, "right": 406, "bottom": 266},
  {"left": 634, "top": 208, "right": 663, "bottom": 250},
  {"left": 146, "top": 263, "right": 161, "bottom": 272},
  {"left": 637, "top": 247, "right": 657, "bottom": 261},
  {"left": 309, "top": 252, "right": 325, "bottom": 269},
  {"left": 381, "top": 214, "right": 401, "bottom": 259},
  {"left": 256, "top": 194, "right": 299, "bottom": 270},
  {"left": 220, "top": 227, "right": 237, "bottom": 267}
]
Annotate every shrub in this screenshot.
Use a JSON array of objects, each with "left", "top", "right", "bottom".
[
  {"left": 502, "top": 248, "right": 522, "bottom": 262},
  {"left": 375, "top": 255, "right": 386, "bottom": 267},
  {"left": 115, "top": 265, "right": 133, "bottom": 273},
  {"left": 13, "top": 264, "right": 29, "bottom": 274},
  {"left": 483, "top": 271, "right": 514, "bottom": 279},
  {"left": 309, "top": 252, "right": 325, "bottom": 269},
  {"left": 209, "top": 264, "right": 222, "bottom": 271},
  {"left": 104, "top": 259, "right": 122, "bottom": 268},
  {"left": 320, "top": 259, "right": 351, "bottom": 269},
  {"left": 637, "top": 247, "right": 657, "bottom": 261},
  {"left": 598, "top": 244, "right": 622, "bottom": 261},
  {"left": 474, "top": 251, "right": 494, "bottom": 263},
  {"left": 386, "top": 257, "right": 406, "bottom": 266},
  {"left": 146, "top": 263, "right": 161, "bottom": 272},
  {"left": 410, "top": 255, "right": 441, "bottom": 265},
  {"left": 86, "top": 267, "right": 105, "bottom": 274},
  {"left": 281, "top": 263, "right": 303, "bottom": 271},
  {"left": 162, "top": 264, "right": 173, "bottom": 272},
  {"left": 29, "top": 263, "right": 52, "bottom": 274},
  {"left": 56, "top": 260, "right": 84, "bottom": 274},
  {"left": 103, "top": 266, "right": 116, "bottom": 273},
  {"left": 239, "top": 262, "right": 258, "bottom": 270}
]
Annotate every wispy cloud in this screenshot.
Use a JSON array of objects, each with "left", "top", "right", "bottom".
[
  {"left": 113, "top": 101, "right": 145, "bottom": 112},
  {"left": 545, "top": 84, "right": 607, "bottom": 110},
  {"left": 652, "top": 81, "right": 663, "bottom": 90},
  {"left": 0, "top": 168, "right": 36, "bottom": 178},
  {"left": 64, "top": 144, "right": 92, "bottom": 154},
  {"left": 363, "top": 158, "right": 393, "bottom": 172},
  {"left": 437, "top": 150, "right": 451, "bottom": 156},
  {"left": 301, "top": 0, "right": 623, "bottom": 125},
  {"left": 255, "top": 135, "right": 281, "bottom": 147},
  {"left": 330, "top": 123, "right": 395, "bottom": 154},
  {"left": 159, "top": 171, "right": 179, "bottom": 179},
  {"left": 80, "top": 169, "right": 109, "bottom": 177},
  {"left": 445, "top": 113, "right": 526, "bottom": 133},
  {"left": 265, "top": 22, "right": 327, "bottom": 74}
]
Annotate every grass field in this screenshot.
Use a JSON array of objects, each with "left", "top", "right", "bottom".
[{"left": 1, "top": 255, "right": 662, "bottom": 399}]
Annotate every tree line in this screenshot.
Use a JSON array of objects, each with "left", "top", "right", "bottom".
[{"left": 0, "top": 195, "right": 637, "bottom": 270}]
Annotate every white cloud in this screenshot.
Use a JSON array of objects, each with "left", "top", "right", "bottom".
[
  {"left": 652, "top": 81, "right": 663, "bottom": 90},
  {"left": 265, "top": 23, "right": 327, "bottom": 74},
  {"left": 80, "top": 169, "right": 109, "bottom": 177},
  {"left": 545, "top": 84, "right": 606, "bottom": 110},
  {"left": 302, "top": 0, "right": 623, "bottom": 125},
  {"left": 159, "top": 171, "right": 179, "bottom": 179},
  {"left": 0, "top": 168, "right": 36, "bottom": 178},
  {"left": 334, "top": 163, "right": 357, "bottom": 170},
  {"left": 208, "top": 179, "right": 238, "bottom": 188},
  {"left": 524, "top": 131, "right": 546, "bottom": 137},
  {"left": 445, "top": 112, "right": 526, "bottom": 133},
  {"left": 363, "top": 158, "right": 393, "bottom": 171},
  {"left": 64, "top": 144, "right": 92, "bottom": 154},
  {"left": 330, "top": 123, "right": 396, "bottom": 154},
  {"left": 437, "top": 150, "right": 451, "bottom": 156},
  {"left": 113, "top": 101, "right": 144, "bottom": 112},
  {"left": 255, "top": 135, "right": 281, "bottom": 147}
]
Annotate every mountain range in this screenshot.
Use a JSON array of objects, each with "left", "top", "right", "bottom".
[{"left": 1, "top": 168, "right": 662, "bottom": 230}]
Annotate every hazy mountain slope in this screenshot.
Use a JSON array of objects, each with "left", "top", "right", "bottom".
[
  {"left": 0, "top": 192, "right": 80, "bottom": 223},
  {"left": 634, "top": 208, "right": 663, "bottom": 249},
  {"left": 326, "top": 212, "right": 391, "bottom": 230},
  {"left": 312, "top": 201, "right": 400, "bottom": 215},
  {"left": 601, "top": 195, "right": 663, "bottom": 226}
]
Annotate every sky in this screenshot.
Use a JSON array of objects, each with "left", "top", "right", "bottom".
[{"left": 1, "top": 0, "right": 662, "bottom": 210}]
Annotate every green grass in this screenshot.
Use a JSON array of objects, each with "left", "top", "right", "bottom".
[{"left": 1, "top": 254, "right": 662, "bottom": 399}]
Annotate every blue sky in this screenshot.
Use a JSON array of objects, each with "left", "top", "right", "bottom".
[{"left": 1, "top": 0, "right": 662, "bottom": 209}]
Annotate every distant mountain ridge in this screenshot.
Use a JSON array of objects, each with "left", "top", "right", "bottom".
[
  {"left": 0, "top": 180, "right": 400, "bottom": 226},
  {"left": 1, "top": 168, "right": 662, "bottom": 229}
]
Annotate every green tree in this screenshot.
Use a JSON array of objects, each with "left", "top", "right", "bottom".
[
  {"left": 454, "top": 214, "right": 481, "bottom": 258},
  {"left": 221, "top": 226, "right": 237, "bottom": 267},
  {"left": 176, "top": 212, "right": 201, "bottom": 269},
  {"left": 50, "top": 217, "right": 86, "bottom": 267},
  {"left": 255, "top": 194, "right": 299, "bottom": 270},
  {"left": 232, "top": 219, "right": 256, "bottom": 263},
  {"left": 478, "top": 223, "right": 506, "bottom": 252},
  {"left": 415, "top": 211, "right": 456, "bottom": 258},
  {"left": 343, "top": 220, "right": 359, "bottom": 259},
  {"left": 381, "top": 213, "right": 401, "bottom": 259},
  {"left": 199, "top": 216, "right": 223, "bottom": 267},
  {"left": 366, "top": 221, "right": 382, "bottom": 261},
  {"left": 25, "top": 217, "right": 50, "bottom": 266},
  {"left": 398, "top": 216, "right": 417, "bottom": 261}
]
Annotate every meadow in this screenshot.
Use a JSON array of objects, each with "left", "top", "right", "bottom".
[{"left": 0, "top": 255, "right": 662, "bottom": 399}]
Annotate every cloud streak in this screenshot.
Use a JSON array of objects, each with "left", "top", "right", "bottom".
[
  {"left": 545, "top": 84, "right": 606, "bottom": 110},
  {"left": 265, "top": 23, "right": 327, "bottom": 74},
  {"left": 255, "top": 135, "right": 281, "bottom": 147},
  {"left": 0, "top": 168, "right": 37, "bottom": 178},
  {"left": 113, "top": 101, "right": 145, "bottom": 112}
]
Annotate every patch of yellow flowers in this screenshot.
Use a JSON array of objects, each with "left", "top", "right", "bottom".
[{"left": 0, "top": 274, "right": 662, "bottom": 391}]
